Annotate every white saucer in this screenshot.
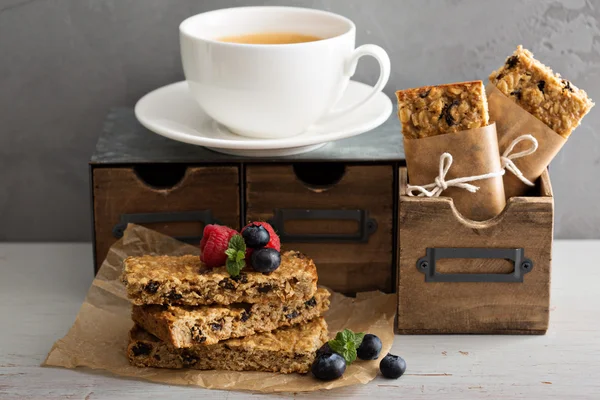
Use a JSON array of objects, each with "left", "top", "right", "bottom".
[{"left": 134, "top": 80, "right": 393, "bottom": 157}]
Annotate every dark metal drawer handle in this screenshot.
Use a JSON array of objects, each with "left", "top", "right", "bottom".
[
  {"left": 112, "top": 210, "right": 221, "bottom": 244},
  {"left": 417, "top": 247, "right": 533, "bottom": 283},
  {"left": 267, "top": 209, "right": 377, "bottom": 243}
]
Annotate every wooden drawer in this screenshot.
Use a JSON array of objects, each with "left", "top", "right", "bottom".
[
  {"left": 246, "top": 163, "right": 394, "bottom": 294},
  {"left": 92, "top": 165, "right": 240, "bottom": 271},
  {"left": 398, "top": 167, "right": 553, "bottom": 334}
]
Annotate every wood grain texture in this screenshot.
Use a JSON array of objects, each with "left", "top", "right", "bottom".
[
  {"left": 92, "top": 166, "right": 240, "bottom": 271},
  {"left": 2, "top": 242, "right": 599, "bottom": 399},
  {"left": 246, "top": 164, "right": 394, "bottom": 293},
  {"left": 398, "top": 168, "right": 553, "bottom": 334}
]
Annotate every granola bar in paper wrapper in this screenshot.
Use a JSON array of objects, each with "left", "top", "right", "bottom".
[
  {"left": 43, "top": 224, "right": 397, "bottom": 393},
  {"left": 486, "top": 83, "right": 567, "bottom": 198},
  {"left": 403, "top": 123, "right": 506, "bottom": 221}
]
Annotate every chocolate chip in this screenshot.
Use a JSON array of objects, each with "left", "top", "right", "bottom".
[
  {"left": 510, "top": 89, "right": 522, "bottom": 100},
  {"left": 166, "top": 289, "right": 183, "bottom": 301},
  {"left": 218, "top": 278, "right": 235, "bottom": 290},
  {"left": 240, "top": 310, "right": 251, "bottom": 322},
  {"left": 153, "top": 354, "right": 161, "bottom": 361},
  {"left": 439, "top": 100, "right": 459, "bottom": 126},
  {"left": 181, "top": 351, "right": 198, "bottom": 366},
  {"left": 231, "top": 274, "right": 248, "bottom": 284},
  {"left": 211, "top": 323, "right": 223, "bottom": 331},
  {"left": 144, "top": 281, "right": 160, "bottom": 294},
  {"left": 419, "top": 89, "right": 431, "bottom": 98},
  {"left": 282, "top": 306, "right": 288, "bottom": 312},
  {"left": 257, "top": 283, "right": 273, "bottom": 293},
  {"left": 190, "top": 326, "right": 206, "bottom": 343},
  {"left": 505, "top": 55, "right": 519, "bottom": 69},
  {"left": 131, "top": 342, "right": 152, "bottom": 356},
  {"left": 538, "top": 80, "right": 546, "bottom": 93},
  {"left": 292, "top": 251, "right": 306, "bottom": 259},
  {"left": 495, "top": 72, "right": 505, "bottom": 80},
  {"left": 304, "top": 297, "right": 317, "bottom": 309},
  {"left": 562, "top": 79, "right": 574, "bottom": 92},
  {"left": 285, "top": 310, "right": 300, "bottom": 319}
]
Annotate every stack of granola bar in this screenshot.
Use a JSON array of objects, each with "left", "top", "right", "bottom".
[{"left": 121, "top": 251, "right": 330, "bottom": 374}]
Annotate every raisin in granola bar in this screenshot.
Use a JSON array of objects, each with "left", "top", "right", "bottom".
[
  {"left": 127, "top": 317, "right": 328, "bottom": 374},
  {"left": 122, "top": 251, "right": 317, "bottom": 306},
  {"left": 132, "top": 288, "right": 330, "bottom": 347},
  {"left": 396, "top": 80, "right": 490, "bottom": 139},
  {"left": 489, "top": 45, "right": 594, "bottom": 138}
]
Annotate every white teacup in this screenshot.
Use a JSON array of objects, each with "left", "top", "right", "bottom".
[{"left": 179, "top": 6, "right": 391, "bottom": 139}]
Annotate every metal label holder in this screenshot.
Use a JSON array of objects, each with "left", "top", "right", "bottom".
[
  {"left": 112, "top": 210, "right": 220, "bottom": 244},
  {"left": 417, "top": 247, "right": 533, "bottom": 283},
  {"left": 268, "top": 209, "right": 377, "bottom": 243}
]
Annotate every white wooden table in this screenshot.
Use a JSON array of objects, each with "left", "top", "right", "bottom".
[{"left": 1, "top": 242, "right": 599, "bottom": 399}]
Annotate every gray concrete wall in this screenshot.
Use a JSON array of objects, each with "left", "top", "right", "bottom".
[{"left": 0, "top": 0, "right": 598, "bottom": 241}]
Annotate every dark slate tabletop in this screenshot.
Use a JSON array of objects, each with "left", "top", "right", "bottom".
[{"left": 91, "top": 108, "right": 405, "bottom": 164}]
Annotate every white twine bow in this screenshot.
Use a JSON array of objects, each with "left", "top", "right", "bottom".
[
  {"left": 406, "top": 134, "right": 540, "bottom": 198},
  {"left": 500, "top": 134, "right": 539, "bottom": 187},
  {"left": 406, "top": 153, "right": 505, "bottom": 197}
]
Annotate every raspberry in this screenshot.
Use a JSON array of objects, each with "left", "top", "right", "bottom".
[
  {"left": 200, "top": 224, "right": 238, "bottom": 268},
  {"left": 242, "top": 222, "right": 281, "bottom": 264}
]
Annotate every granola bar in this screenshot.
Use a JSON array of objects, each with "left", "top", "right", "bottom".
[
  {"left": 127, "top": 317, "right": 328, "bottom": 374},
  {"left": 122, "top": 251, "right": 318, "bottom": 306},
  {"left": 396, "top": 80, "right": 489, "bottom": 139},
  {"left": 489, "top": 45, "right": 594, "bottom": 138},
  {"left": 132, "top": 288, "right": 330, "bottom": 347}
]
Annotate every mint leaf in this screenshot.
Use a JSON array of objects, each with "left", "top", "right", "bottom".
[
  {"left": 353, "top": 332, "right": 365, "bottom": 348},
  {"left": 328, "top": 339, "right": 356, "bottom": 364},
  {"left": 226, "top": 257, "right": 244, "bottom": 277},
  {"left": 328, "top": 339, "right": 345, "bottom": 355},
  {"left": 235, "top": 251, "right": 245, "bottom": 263},
  {"left": 328, "top": 329, "right": 365, "bottom": 364},
  {"left": 224, "top": 248, "right": 237, "bottom": 258},
  {"left": 225, "top": 234, "right": 246, "bottom": 277},
  {"left": 346, "top": 346, "right": 357, "bottom": 364},
  {"left": 337, "top": 329, "right": 353, "bottom": 344},
  {"left": 229, "top": 234, "right": 246, "bottom": 252}
]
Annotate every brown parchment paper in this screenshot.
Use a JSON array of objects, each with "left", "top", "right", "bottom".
[
  {"left": 403, "top": 123, "right": 506, "bottom": 221},
  {"left": 487, "top": 83, "right": 567, "bottom": 198},
  {"left": 43, "top": 224, "right": 397, "bottom": 393}
]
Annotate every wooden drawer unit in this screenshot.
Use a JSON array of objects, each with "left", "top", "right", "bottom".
[
  {"left": 90, "top": 109, "right": 403, "bottom": 276},
  {"left": 246, "top": 163, "right": 394, "bottom": 294},
  {"left": 398, "top": 167, "right": 553, "bottom": 334},
  {"left": 92, "top": 164, "right": 240, "bottom": 271}
]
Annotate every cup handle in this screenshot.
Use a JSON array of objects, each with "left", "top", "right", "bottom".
[{"left": 325, "top": 44, "right": 391, "bottom": 120}]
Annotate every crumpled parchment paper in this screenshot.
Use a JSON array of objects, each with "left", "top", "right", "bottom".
[{"left": 44, "top": 224, "right": 397, "bottom": 393}]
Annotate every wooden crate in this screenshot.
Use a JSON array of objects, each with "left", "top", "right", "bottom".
[
  {"left": 246, "top": 163, "right": 394, "bottom": 294},
  {"left": 397, "top": 167, "right": 553, "bottom": 334},
  {"left": 92, "top": 165, "right": 240, "bottom": 271}
]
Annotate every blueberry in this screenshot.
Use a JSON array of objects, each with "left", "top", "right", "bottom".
[
  {"left": 380, "top": 353, "right": 406, "bottom": 379},
  {"left": 357, "top": 334, "right": 382, "bottom": 360},
  {"left": 316, "top": 342, "right": 333, "bottom": 357},
  {"left": 242, "top": 224, "right": 270, "bottom": 248},
  {"left": 312, "top": 353, "right": 346, "bottom": 381},
  {"left": 251, "top": 248, "right": 281, "bottom": 273}
]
